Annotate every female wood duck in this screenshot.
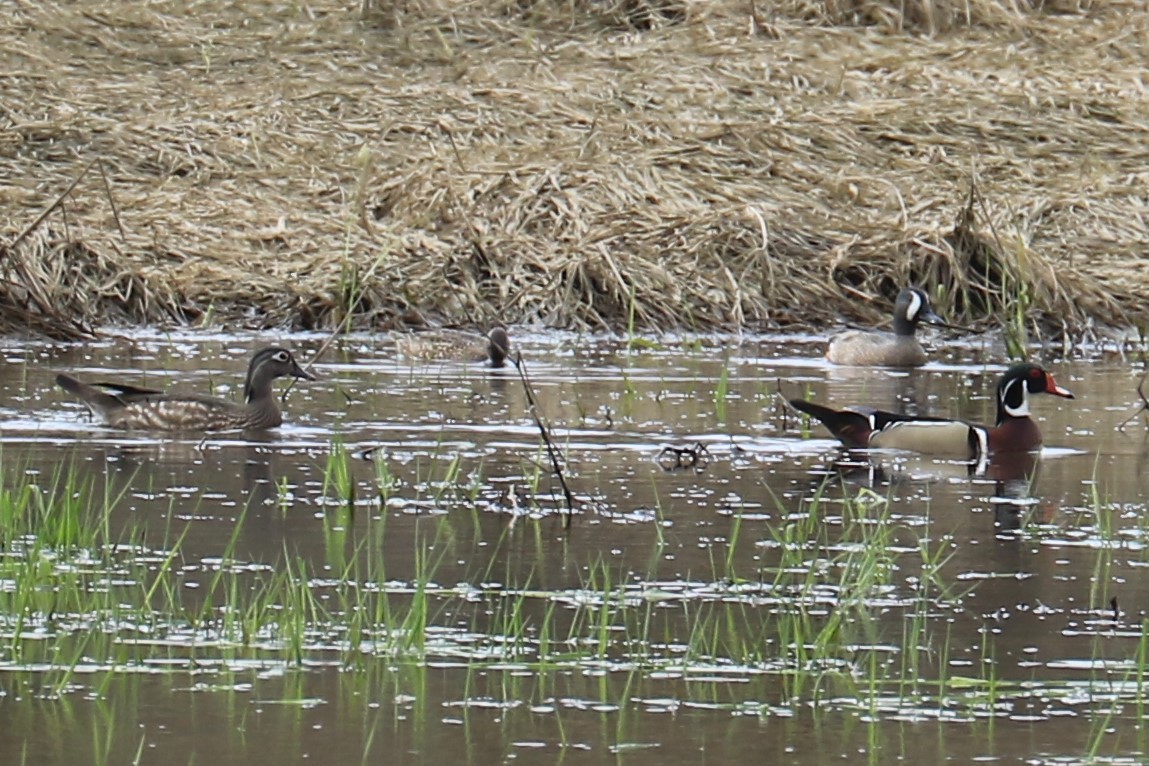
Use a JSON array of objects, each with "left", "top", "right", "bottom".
[
  {"left": 56, "top": 347, "right": 315, "bottom": 431},
  {"left": 826, "top": 288, "right": 946, "bottom": 367},
  {"left": 395, "top": 326, "right": 510, "bottom": 368},
  {"left": 789, "top": 363, "right": 1074, "bottom": 459}
]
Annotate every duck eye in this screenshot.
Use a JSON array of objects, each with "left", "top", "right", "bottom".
[
  {"left": 274, "top": 351, "right": 289, "bottom": 363},
  {"left": 1029, "top": 368, "right": 1042, "bottom": 379}
]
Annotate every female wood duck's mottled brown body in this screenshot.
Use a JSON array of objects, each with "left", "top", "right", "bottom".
[
  {"left": 395, "top": 326, "right": 510, "bottom": 368},
  {"left": 56, "top": 347, "right": 315, "bottom": 432},
  {"left": 826, "top": 288, "right": 946, "bottom": 367},
  {"left": 790, "top": 364, "right": 1074, "bottom": 460}
]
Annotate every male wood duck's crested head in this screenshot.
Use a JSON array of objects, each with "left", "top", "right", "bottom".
[
  {"left": 57, "top": 346, "right": 315, "bottom": 432},
  {"left": 788, "top": 363, "right": 1074, "bottom": 461},
  {"left": 994, "top": 363, "right": 1075, "bottom": 424},
  {"left": 825, "top": 287, "right": 947, "bottom": 367},
  {"left": 981, "top": 363, "right": 1073, "bottom": 455},
  {"left": 396, "top": 326, "right": 512, "bottom": 368}
]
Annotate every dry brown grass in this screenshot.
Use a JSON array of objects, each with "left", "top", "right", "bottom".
[{"left": 1, "top": 0, "right": 1147, "bottom": 339}]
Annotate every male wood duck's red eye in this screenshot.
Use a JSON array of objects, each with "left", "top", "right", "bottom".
[{"left": 1029, "top": 368, "right": 1042, "bottom": 379}]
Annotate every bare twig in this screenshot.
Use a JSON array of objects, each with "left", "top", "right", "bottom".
[
  {"left": 9, "top": 161, "right": 96, "bottom": 251},
  {"left": 658, "top": 442, "right": 710, "bottom": 471},
  {"left": 512, "top": 351, "right": 576, "bottom": 528},
  {"left": 3, "top": 161, "right": 99, "bottom": 339},
  {"left": 1116, "top": 371, "right": 1149, "bottom": 432},
  {"left": 96, "top": 159, "right": 128, "bottom": 244}
]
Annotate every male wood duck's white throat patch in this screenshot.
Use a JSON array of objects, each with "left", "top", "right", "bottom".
[{"left": 1000, "top": 377, "right": 1030, "bottom": 418}]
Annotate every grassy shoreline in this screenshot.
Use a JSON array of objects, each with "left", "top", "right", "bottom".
[{"left": 1, "top": 1, "right": 1145, "bottom": 339}]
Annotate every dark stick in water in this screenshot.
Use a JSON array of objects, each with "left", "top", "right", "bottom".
[{"left": 512, "top": 351, "right": 576, "bottom": 529}]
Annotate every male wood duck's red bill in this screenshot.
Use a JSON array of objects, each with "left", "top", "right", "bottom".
[
  {"left": 395, "top": 326, "right": 510, "bottom": 368},
  {"left": 790, "top": 363, "right": 1074, "bottom": 460},
  {"left": 56, "top": 347, "right": 315, "bottom": 432},
  {"left": 826, "top": 287, "right": 947, "bottom": 367}
]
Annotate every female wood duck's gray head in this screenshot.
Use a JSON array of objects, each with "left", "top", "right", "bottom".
[
  {"left": 396, "top": 326, "right": 511, "bottom": 368},
  {"left": 826, "top": 287, "right": 947, "bottom": 367},
  {"left": 241, "top": 348, "right": 314, "bottom": 404},
  {"left": 56, "top": 346, "right": 315, "bottom": 432},
  {"left": 788, "top": 363, "right": 1074, "bottom": 462}
]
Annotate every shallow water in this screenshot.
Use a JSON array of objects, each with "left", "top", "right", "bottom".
[{"left": 1, "top": 330, "right": 1147, "bottom": 765}]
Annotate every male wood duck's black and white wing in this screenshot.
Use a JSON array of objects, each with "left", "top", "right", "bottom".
[
  {"left": 789, "top": 364, "right": 1074, "bottom": 460},
  {"left": 57, "top": 347, "right": 315, "bottom": 432}
]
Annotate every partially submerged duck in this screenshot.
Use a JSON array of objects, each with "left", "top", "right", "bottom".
[
  {"left": 394, "top": 326, "right": 510, "bottom": 368},
  {"left": 826, "top": 288, "right": 947, "bottom": 367},
  {"left": 56, "top": 347, "right": 315, "bottom": 431}
]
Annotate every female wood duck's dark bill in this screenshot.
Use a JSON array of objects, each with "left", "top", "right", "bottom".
[{"left": 788, "top": 364, "right": 1074, "bottom": 461}]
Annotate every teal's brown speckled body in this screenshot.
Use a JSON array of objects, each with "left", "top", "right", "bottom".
[
  {"left": 395, "top": 326, "right": 510, "bottom": 368},
  {"left": 57, "top": 347, "right": 314, "bottom": 432},
  {"left": 826, "top": 288, "right": 945, "bottom": 367}
]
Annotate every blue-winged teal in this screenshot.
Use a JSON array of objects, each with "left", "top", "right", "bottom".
[
  {"left": 790, "top": 364, "right": 1074, "bottom": 459},
  {"left": 394, "top": 326, "right": 510, "bottom": 368},
  {"left": 56, "top": 347, "right": 315, "bottom": 431},
  {"left": 826, "top": 288, "right": 946, "bottom": 367}
]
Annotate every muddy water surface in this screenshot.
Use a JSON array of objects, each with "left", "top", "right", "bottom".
[{"left": 0, "top": 331, "right": 1146, "bottom": 765}]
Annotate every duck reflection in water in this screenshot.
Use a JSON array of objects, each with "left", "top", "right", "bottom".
[
  {"left": 984, "top": 450, "right": 1044, "bottom": 533},
  {"left": 820, "top": 448, "right": 1044, "bottom": 533},
  {"left": 87, "top": 438, "right": 285, "bottom": 518}
]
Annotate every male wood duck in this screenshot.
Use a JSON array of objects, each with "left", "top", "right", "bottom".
[
  {"left": 56, "top": 347, "right": 315, "bottom": 431},
  {"left": 789, "top": 363, "right": 1074, "bottom": 459},
  {"left": 395, "top": 326, "right": 510, "bottom": 368},
  {"left": 826, "top": 287, "right": 946, "bottom": 367}
]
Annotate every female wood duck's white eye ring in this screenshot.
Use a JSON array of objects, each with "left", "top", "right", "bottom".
[
  {"left": 905, "top": 290, "right": 922, "bottom": 322},
  {"left": 273, "top": 351, "right": 289, "bottom": 363}
]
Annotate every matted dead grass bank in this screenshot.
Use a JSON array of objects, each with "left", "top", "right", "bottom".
[{"left": 1, "top": 0, "right": 1147, "bottom": 339}]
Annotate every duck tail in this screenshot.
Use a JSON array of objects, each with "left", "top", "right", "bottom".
[
  {"left": 56, "top": 374, "right": 125, "bottom": 415},
  {"left": 788, "top": 399, "right": 873, "bottom": 448}
]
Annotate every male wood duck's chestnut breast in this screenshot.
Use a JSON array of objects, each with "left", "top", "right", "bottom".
[
  {"left": 395, "top": 326, "right": 510, "bottom": 368},
  {"left": 56, "top": 347, "right": 315, "bottom": 432},
  {"left": 826, "top": 288, "right": 946, "bottom": 367},
  {"left": 789, "top": 363, "right": 1074, "bottom": 460}
]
